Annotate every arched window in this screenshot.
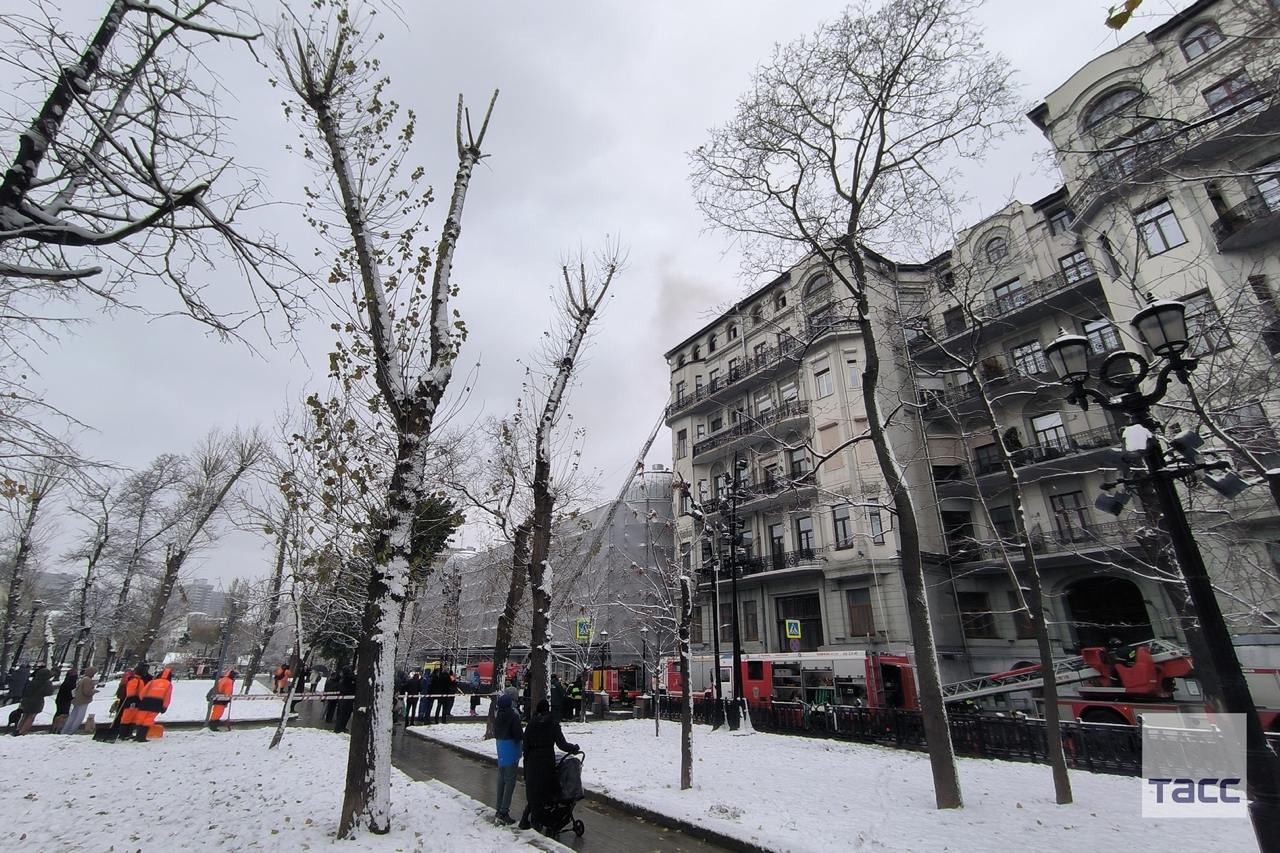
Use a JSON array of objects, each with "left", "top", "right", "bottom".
[
  {"left": 804, "top": 272, "right": 833, "bottom": 298},
  {"left": 984, "top": 236, "right": 1009, "bottom": 264},
  {"left": 1083, "top": 87, "right": 1142, "bottom": 130},
  {"left": 1181, "top": 22, "right": 1223, "bottom": 61}
]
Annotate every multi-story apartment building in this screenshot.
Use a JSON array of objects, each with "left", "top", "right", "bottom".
[{"left": 664, "top": 0, "right": 1280, "bottom": 696}]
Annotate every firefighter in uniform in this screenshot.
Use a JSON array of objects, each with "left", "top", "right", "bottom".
[
  {"left": 568, "top": 677, "right": 583, "bottom": 719},
  {"left": 132, "top": 667, "right": 174, "bottom": 740}
]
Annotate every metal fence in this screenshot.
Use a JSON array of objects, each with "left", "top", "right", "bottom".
[{"left": 656, "top": 696, "right": 1156, "bottom": 776}]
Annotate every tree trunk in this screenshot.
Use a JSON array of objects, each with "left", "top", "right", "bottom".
[
  {"left": 492, "top": 518, "right": 532, "bottom": 694},
  {"left": 974, "top": 396, "right": 1072, "bottom": 804},
  {"left": 243, "top": 513, "right": 290, "bottom": 694},
  {"left": 133, "top": 545, "right": 183, "bottom": 662},
  {"left": 849, "top": 251, "right": 962, "bottom": 810},
  {"left": 73, "top": 524, "right": 109, "bottom": 671},
  {"left": 270, "top": 584, "right": 309, "bottom": 750},
  {"left": 526, "top": 470, "right": 555, "bottom": 710},
  {"left": 679, "top": 574, "right": 693, "bottom": 790},
  {"left": 1, "top": 488, "right": 46, "bottom": 671}
]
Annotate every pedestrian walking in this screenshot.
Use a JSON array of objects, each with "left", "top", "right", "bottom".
[
  {"left": 62, "top": 666, "right": 97, "bottom": 734},
  {"left": 492, "top": 690, "right": 523, "bottom": 824},
  {"left": 518, "top": 699, "right": 580, "bottom": 831},
  {"left": 14, "top": 663, "right": 55, "bottom": 735},
  {"left": 470, "top": 691, "right": 482, "bottom": 716},
  {"left": 132, "top": 667, "right": 173, "bottom": 741},
  {"left": 421, "top": 668, "right": 439, "bottom": 724},
  {"left": 550, "top": 674, "right": 566, "bottom": 722},
  {"left": 52, "top": 667, "right": 77, "bottom": 732},
  {"left": 208, "top": 669, "right": 235, "bottom": 731},
  {"left": 334, "top": 667, "right": 357, "bottom": 734},
  {"left": 404, "top": 670, "right": 422, "bottom": 724}
]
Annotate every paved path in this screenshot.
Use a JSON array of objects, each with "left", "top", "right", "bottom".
[{"left": 297, "top": 703, "right": 729, "bottom": 852}]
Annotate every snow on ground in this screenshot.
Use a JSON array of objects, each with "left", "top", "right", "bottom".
[
  {"left": 0, "top": 727, "right": 560, "bottom": 852},
  {"left": 415, "top": 718, "right": 1259, "bottom": 853},
  {"left": 1, "top": 677, "right": 283, "bottom": 725}
]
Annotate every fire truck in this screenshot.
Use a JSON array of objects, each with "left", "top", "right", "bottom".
[
  {"left": 588, "top": 665, "right": 643, "bottom": 705},
  {"left": 664, "top": 640, "right": 1280, "bottom": 728}
]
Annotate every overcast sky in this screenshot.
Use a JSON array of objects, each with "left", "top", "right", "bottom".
[{"left": 8, "top": 0, "right": 1196, "bottom": 590}]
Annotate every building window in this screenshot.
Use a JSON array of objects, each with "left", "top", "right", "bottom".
[
  {"left": 754, "top": 341, "right": 769, "bottom": 361},
  {"left": 728, "top": 356, "right": 741, "bottom": 380},
  {"left": 988, "top": 505, "right": 1016, "bottom": 540},
  {"left": 1204, "top": 69, "right": 1259, "bottom": 113},
  {"left": 846, "top": 356, "right": 860, "bottom": 387},
  {"left": 833, "top": 505, "right": 853, "bottom": 548},
  {"left": 1098, "top": 234, "right": 1122, "bottom": 276},
  {"left": 1010, "top": 340, "right": 1047, "bottom": 375},
  {"left": 676, "top": 429, "right": 688, "bottom": 459},
  {"left": 788, "top": 448, "right": 810, "bottom": 478},
  {"left": 1083, "top": 318, "right": 1120, "bottom": 354},
  {"left": 756, "top": 390, "right": 774, "bottom": 415},
  {"left": 795, "top": 516, "right": 814, "bottom": 553},
  {"left": 710, "top": 414, "right": 723, "bottom": 433},
  {"left": 742, "top": 600, "right": 759, "bottom": 642},
  {"left": 1050, "top": 491, "right": 1091, "bottom": 541},
  {"left": 984, "top": 236, "right": 1009, "bottom": 264},
  {"left": 680, "top": 542, "right": 692, "bottom": 571},
  {"left": 1136, "top": 199, "right": 1186, "bottom": 255},
  {"left": 780, "top": 380, "right": 799, "bottom": 403},
  {"left": 992, "top": 278, "right": 1026, "bottom": 313},
  {"left": 943, "top": 307, "right": 965, "bottom": 336},
  {"left": 868, "top": 509, "right": 885, "bottom": 545},
  {"left": 1185, "top": 290, "right": 1232, "bottom": 356},
  {"left": 695, "top": 374, "right": 704, "bottom": 393},
  {"left": 775, "top": 593, "right": 822, "bottom": 652},
  {"left": 1181, "top": 21, "right": 1223, "bottom": 61},
  {"left": 676, "top": 354, "right": 686, "bottom": 368},
  {"left": 937, "top": 269, "right": 955, "bottom": 291},
  {"left": 708, "top": 333, "right": 718, "bottom": 354},
  {"left": 1059, "top": 249, "right": 1095, "bottom": 283},
  {"left": 768, "top": 522, "right": 785, "bottom": 554},
  {"left": 1095, "top": 121, "right": 1162, "bottom": 178},
  {"left": 846, "top": 588, "right": 874, "bottom": 636},
  {"left": 696, "top": 423, "right": 706, "bottom": 440},
  {"left": 814, "top": 366, "right": 833, "bottom": 397},
  {"left": 708, "top": 368, "right": 720, "bottom": 388},
  {"left": 692, "top": 345, "right": 701, "bottom": 360},
  {"left": 751, "top": 305, "right": 764, "bottom": 326},
  {"left": 958, "top": 591, "right": 999, "bottom": 639},
  {"left": 805, "top": 272, "right": 833, "bottom": 298},
  {"left": 1030, "top": 412, "right": 1069, "bottom": 450},
  {"left": 727, "top": 323, "right": 739, "bottom": 341},
  {"left": 1253, "top": 160, "right": 1280, "bottom": 210},
  {"left": 1007, "top": 591, "right": 1036, "bottom": 640},
  {"left": 974, "top": 443, "right": 1000, "bottom": 475},
  {"left": 690, "top": 606, "right": 703, "bottom": 645},
  {"left": 1084, "top": 87, "right": 1141, "bottom": 130},
  {"left": 675, "top": 380, "right": 686, "bottom": 402},
  {"left": 774, "top": 292, "right": 788, "bottom": 310},
  {"left": 1047, "top": 208, "right": 1073, "bottom": 235}
]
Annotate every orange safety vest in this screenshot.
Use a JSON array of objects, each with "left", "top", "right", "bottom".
[
  {"left": 214, "top": 674, "right": 234, "bottom": 703},
  {"left": 138, "top": 669, "right": 173, "bottom": 713},
  {"left": 119, "top": 673, "right": 147, "bottom": 724}
]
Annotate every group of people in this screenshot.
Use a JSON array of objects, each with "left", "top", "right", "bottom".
[
  {"left": 5, "top": 663, "right": 100, "bottom": 736},
  {"left": 109, "top": 663, "right": 175, "bottom": 741},
  {"left": 492, "top": 687, "right": 580, "bottom": 830},
  {"left": 322, "top": 667, "right": 358, "bottom": 733},
  {"left": 399, "top": 669, "right": 460, "bottom": 725}
]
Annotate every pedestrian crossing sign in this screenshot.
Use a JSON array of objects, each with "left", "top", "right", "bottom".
[
  {"left": 785, "top": 619, "right": 802, "bottom": 639},
  {"left": 575, "top": 618, "right": 592, "bottom": 641}
]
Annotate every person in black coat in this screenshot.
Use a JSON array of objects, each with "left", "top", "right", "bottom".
[
  {"left": 333, "top": 668, "right": 357, "bottom": 734},
  {"left": 421, "top": 669, "right": 440, "bottom": 724},
  {"left": 518, "top": 699, "right": 580, "bottom": 830},
  {"left": 54, "top": 668, "right": 77, "bottom": 720},
  {"left": 404, "top": 671, "right": 422, "bottom": 724},
  {"left": 322, "top": 672, "right": 338, "bottom": 723},
  {"left": 15, "top": 664, "right": 55, "bottom": 735},
  {"left": 436, "top": 672, "right": 457, "bottom": 723}
]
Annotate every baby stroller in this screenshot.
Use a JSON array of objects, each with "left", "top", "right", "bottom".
[{"left": 537, "top": 751, "right": 586, "bottom": 837}]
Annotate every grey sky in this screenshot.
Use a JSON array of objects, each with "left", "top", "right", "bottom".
[{"left": 8, "top": 0, "right": 1189, "bottom": 588}]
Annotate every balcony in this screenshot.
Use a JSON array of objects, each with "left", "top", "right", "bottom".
[
  {"left": 691, "top": 400, "right": 810, "bottom": 460},
  {"left": 702, "top": 471, "right": 817, "bottom": 517},
  {"left": 947, "top": 518, "right": 1145, "bottom": 565},
  {"left": 1071, "top": 77, "right": 1280, "bottom": 222},
  {"left": 1211, "top": 191, "right": 1280, "bottom": 251},
  {"left": 973, "top": 425, "right": 1118, "bottom": 479},
  {"left": 666, "top": 339, "right": 802, "bottom": 419},
  {"left": 931, "top": 464, "right": 976, "bottom": 500},
  {"left": 907, "top": 270, "right": 1104, "bottom": 358}
]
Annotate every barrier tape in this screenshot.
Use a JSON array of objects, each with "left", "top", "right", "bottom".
[{"left": 209, "top": 691, "right": 496, "bottom": 702}]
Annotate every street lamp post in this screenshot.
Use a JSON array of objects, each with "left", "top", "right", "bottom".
[
  {"left": 1046, "top": 298, "right": 1280, "bottom": 852},
  {"left": 640, "top": 626, "right": 648, "bottom": 699},
  {"left": 726, "top": 452, "right": 748, "bottom": 730}
]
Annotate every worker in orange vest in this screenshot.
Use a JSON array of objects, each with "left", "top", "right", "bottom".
[
  {"left": 113, "top": 663, "right": 150, "bottom": 741},
  {"left": 208, "top": 670, "right": 236, "bottom": 731},
  {"left": 132, "top": 667, "right": 174, "bottom": 741}
]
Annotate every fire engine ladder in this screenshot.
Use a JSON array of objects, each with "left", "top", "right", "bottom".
[{"left": 940, "top": 639, "right": 1189, "bottom": 703}]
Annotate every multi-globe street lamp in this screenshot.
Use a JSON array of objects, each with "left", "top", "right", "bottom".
[{"left": 1045, "top": 297, "right": 1280, "bottom": 851}]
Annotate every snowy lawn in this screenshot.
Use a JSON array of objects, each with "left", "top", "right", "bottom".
[
  {"left": 0, "top": 727, "right": 561, "bottom": 852},
  {"left": 415, "top": 718, "right": 1259, "bottom": 853},
  {"left": 1, "top": 677, "right": 283, "bottom": 726}
]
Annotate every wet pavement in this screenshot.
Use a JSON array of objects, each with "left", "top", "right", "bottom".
[{"left": 297, "top": 703, "right": 729, "bottom": 852}]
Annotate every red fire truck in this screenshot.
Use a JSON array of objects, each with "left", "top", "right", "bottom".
[
  {"left": 588, "top": 665, "right": 643, "bottom": 705},
  {"left": 664, "top": 640, "right": 1280, "bottom": 727}
]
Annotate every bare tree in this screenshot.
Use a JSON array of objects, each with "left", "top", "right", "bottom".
[
  {"left": 689, "top": 0, "right": 1020, "bottom": 809},
  {"left": 275, "top": 0, "right": 497, "bottom": 835},
  {"left": 1, "top": 463, "right": 59, "bottom": 670},
  {"left": 132, "top": 428, "right": 265, "bottom": 661},
  {"left": 66, "top": 484, "right": 112, "bottom": 669}
]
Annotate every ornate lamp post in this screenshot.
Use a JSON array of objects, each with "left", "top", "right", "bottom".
[{"left": 1046, "top": 298, "right": 1280, "bottom": 851}]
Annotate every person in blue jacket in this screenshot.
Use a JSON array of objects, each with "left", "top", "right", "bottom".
[{"left": 493, "top": 688, "right": 523, "bottom": 824}]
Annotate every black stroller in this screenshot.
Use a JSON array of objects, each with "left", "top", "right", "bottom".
[{"left": 537, "top": 751, "right": 586, "bottom": 837}]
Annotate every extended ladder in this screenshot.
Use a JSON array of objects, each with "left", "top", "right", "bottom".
[{"left": 940, "top": 639, "right": 1188, "bottom": 703}]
